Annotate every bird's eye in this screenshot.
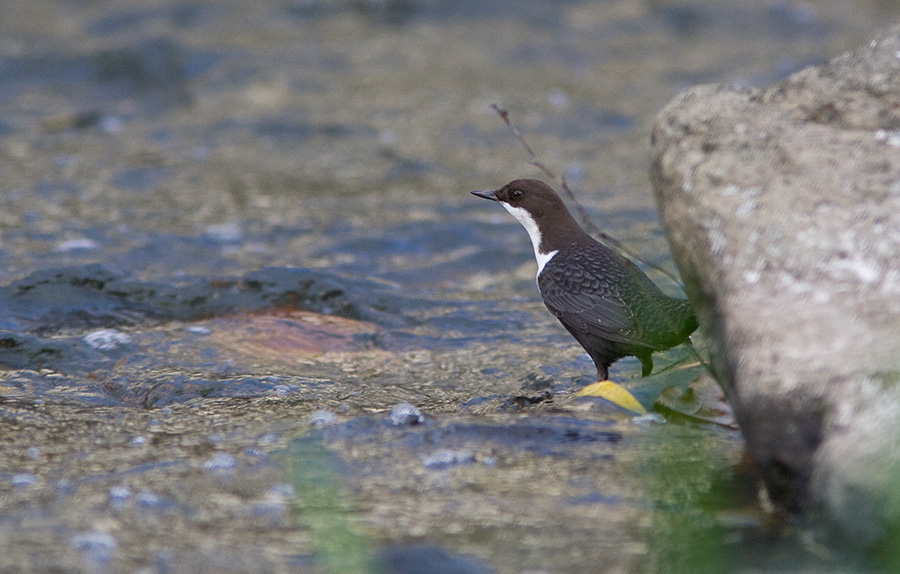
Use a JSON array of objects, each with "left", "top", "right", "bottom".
[{"left": 511, "top": 189, "right": 523, "bottom": 200}]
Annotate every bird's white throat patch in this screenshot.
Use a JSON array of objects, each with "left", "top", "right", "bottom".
[{"left": 500, "top": 203, "right": 558, "bottom": 277}]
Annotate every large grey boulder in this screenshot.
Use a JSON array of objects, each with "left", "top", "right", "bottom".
[{"left": 651, "top": 26, "right": 900, "bottom": 545}]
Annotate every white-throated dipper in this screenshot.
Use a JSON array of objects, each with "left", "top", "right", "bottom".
[{"left": 472, "top": 179, "right": 697, "bottom": 382}]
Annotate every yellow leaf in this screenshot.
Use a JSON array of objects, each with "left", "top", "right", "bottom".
[{"left": 576, "top": 380, "right": 648, "bottom": 415}]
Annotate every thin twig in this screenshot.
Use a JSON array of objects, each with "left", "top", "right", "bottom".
[{"left": 491, "top": 103, "right": 683, "bottom": 286}]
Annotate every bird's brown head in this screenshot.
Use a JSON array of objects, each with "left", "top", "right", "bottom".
[
  {"left": 471, "top": 178, "right": 585, "bottom": 253},
  {"left": 471, "top": 179, "right": 568, "bottom": 222}
]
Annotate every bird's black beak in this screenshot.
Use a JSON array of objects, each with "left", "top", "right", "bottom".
[{"left": 471, "top": 189, "right": 498, "bottom": 202}]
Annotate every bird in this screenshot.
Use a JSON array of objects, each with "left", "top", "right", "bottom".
[{"left": 472, "top": 178, "right": 697, "bottom": 383}]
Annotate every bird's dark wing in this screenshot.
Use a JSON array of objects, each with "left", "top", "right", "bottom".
[{"left": 537, "top": 244, "right": 662, "bottom": 349}]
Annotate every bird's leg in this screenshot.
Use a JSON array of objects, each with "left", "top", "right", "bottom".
[{"left": 639, "top": 354, "right": 653, "bottom": 377}]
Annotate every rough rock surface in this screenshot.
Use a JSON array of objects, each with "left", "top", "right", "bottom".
[{"left": 651, "top": 25, "right": 900, "bottom": 545}]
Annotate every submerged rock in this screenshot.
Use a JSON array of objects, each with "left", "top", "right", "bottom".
[
  {"left": 0, "top": 264, "right": 411, "bottom": 334},
  {"left": 651, "top": 25, "right": 900, "bottom": 546}
]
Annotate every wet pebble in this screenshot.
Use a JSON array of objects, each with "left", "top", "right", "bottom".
[
  {"left": 251, "top": 486, "right": 293, "bottom": 523},
  {"left": 244, "top": 446, "right": 267, "bottom": 458},
  {"left": 631, "top": 413, "right": 667, "bottom": 426},
  {"left": 57, "top": 238, "right": 99, "bottom": 252},
  {"left": 11, "top": 473, "right": 37, "bottom": 488},
  {"left": 135, "top": 491, "right": 164, "bottom": 509},
  {"left": 273, "top": 384, "right": 295, "bottom": 396},
  {"left": 875, "top": 129, "right": 900, "bottom": 148},
  {"left": 99, "top": 115, "right": 123, "bottom": 133},
  {"left": 203, "top": 452, "right": 237, "bottom": 472},
  {"left": 71, "top": 530, "right": 117, "bottom": 564},
  {"left": 186, "top": 325, "right": 211, "bottom": 335},
  {"left": 109, "top": 485, "right": 132, "bottom": 509},
  {"left": 83, "top": 328, "right": 131, "bottom": 351},
  {"left": 309, "top": 409, "right": 337, "bottom": 427},
  {"left": 268, "top": 483, "right": 295, "bottom": 498},
  {"left": 421, "top": 449, "right": 475, "bottom": 470},
  {"left": 390, "top": 403, "right": 423, "bottom": 426},
  {"left": 258, "top": 432, "right": 279, "bottom": 444},
  {"left": 205, "top": 221, "right": 242, "bottom": 242},
  {"left": 55, "top": 478, "right": 75, "bottom": 495}
]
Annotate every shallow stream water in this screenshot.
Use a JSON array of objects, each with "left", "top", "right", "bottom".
[{"left": 1, "top": 1, "right": 898, "bottom": 572}]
